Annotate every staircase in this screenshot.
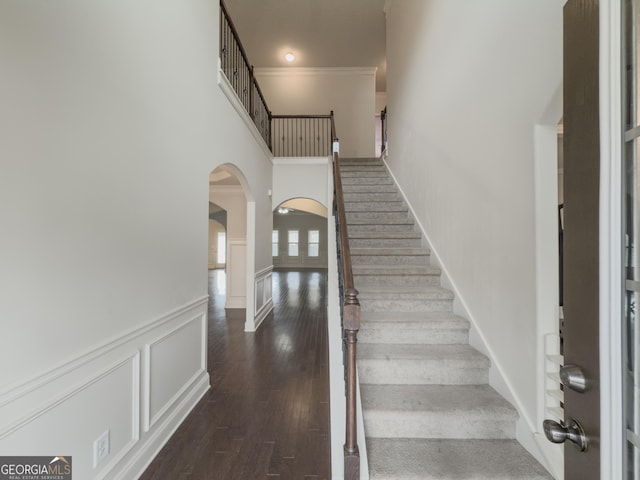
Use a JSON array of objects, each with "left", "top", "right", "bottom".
[{"left": 340, "top": 158, "right": 552, "bottom": 480}]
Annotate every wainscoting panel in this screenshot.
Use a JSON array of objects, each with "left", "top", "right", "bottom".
[
  {"left": 0, "top": 297, "right": 209, "bottom": 480},
  {"left": 254, "top": 266, "right": 274, "bottom": 329},
  {"left": 0, "top": 353, "right": 140, "bottom": 479},
  {"left": 144, "top": 314, "right": 206, "bottom": 431}
]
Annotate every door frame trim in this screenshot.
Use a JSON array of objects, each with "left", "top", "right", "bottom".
[{"left": 599, "top": 1, "right": 624, "bottom": 478}]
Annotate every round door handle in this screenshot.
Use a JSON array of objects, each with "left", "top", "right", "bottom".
[{"left": 543, "top": 418, "right": 588, "bottom": 452}]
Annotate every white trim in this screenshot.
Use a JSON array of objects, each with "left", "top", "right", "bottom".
[
  {"left": 0, "top": 296, "right": 208, "bottom": 404},
  {"left": 245, "top": 202, "right": 257, "bottom": 331},
  {"left": 273, "top": 157, "right": 329, "bottom": 166},
  {"left": 253, "top": 266, "right": 274, "bottom": 330},
  {"left": 0, "top": 352, "right": 141, "bottom": 442},
  {"left": 599, "top": 1, "right": 624, "bottom": 478},
  {"left": 143, "top": 314, "right": 207, "bottom": 431},
  {"left": 255, "top": 67, "right": 377, "bottom": 77},
  {"left": 217, "top": 59, "right": 274, "bottom": 162}
]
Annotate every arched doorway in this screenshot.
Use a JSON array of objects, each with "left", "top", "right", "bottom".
[
  {"left": 209, "top": 164, "right": 257, "bottom": 331},
  {"left": 272, "top": 198, "right": 328, "bottom": 270}
]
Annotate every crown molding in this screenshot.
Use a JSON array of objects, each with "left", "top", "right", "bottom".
[{"left": 254, "top": 66, "right": 377, "bottom": 77}]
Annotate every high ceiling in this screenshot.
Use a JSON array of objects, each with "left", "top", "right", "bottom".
[{"left": 224, "top": 0, "right": 387, "bottom": 91}]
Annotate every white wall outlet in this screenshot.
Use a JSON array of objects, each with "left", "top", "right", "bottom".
[{"left": 93, "top": 429, "right": 110, "bottom": 468}]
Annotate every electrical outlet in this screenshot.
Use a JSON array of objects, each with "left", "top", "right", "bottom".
[{"left": 93, "top": 429, "right": 110, "bottom": 468}]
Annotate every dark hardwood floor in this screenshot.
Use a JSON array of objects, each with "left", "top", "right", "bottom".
[{"left": 139, "top": 269, "right": 331, "bottom": 480}]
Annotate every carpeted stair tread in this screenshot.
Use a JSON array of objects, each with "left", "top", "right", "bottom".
[
  {"left": 357, "top": 286, "right": 453, "bottom": 300},
  {"left": 351, "top": 247, "right": 430, "bottom": 256},
  {"left": 366, "top": 438, "right": 553, "bottom": 480},
  {"left": 358, "top": 344, "right": 489, "bottom": 385},
  {"left": 361, "top": 384, "right": 517, "bottom": 439},
  {"left": 353, "top": 264, "right": 440, "bottom": 275},
  {"left": 349, "top": 231, "right": 422, "bottom": 239},
  {"left": 358, "top": 343, "right": 488, "bottom": 363},
  {"left": 360, "top": 311, "right": 469, "bottom": 327},
  {"left": 361, "top": 384, "right": 515, "bottom": 414},
  {"left": 359, "top": 312, "right": 469, "bottom": 345}
]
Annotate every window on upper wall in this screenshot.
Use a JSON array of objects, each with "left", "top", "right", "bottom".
[
  {"left": 272, "top": 230, "right": 279, "bottom": 257},
  {"left": 308, "top": 229, "right": 320, "bottom": 257},
  {"left": 217, "top": 231, "right": 226, "bottom": 264},
  {"left": 288, "top": 230, "right": 299, "bottom": 256}
]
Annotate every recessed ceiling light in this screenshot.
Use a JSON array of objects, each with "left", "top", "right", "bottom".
[{"left": 284, "top": 52, "right": 295, "bottom": 63}]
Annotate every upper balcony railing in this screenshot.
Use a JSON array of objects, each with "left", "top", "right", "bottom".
[
  {"left": 220, "top": 1, "right": 333, "bottom": 157},
  {"left": 220, "top": 0, "right": 272, "bottom": 149}
]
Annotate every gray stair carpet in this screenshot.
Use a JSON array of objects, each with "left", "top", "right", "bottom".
[{"left": 340, "top": 158, "right": 552, "bottom": 480}]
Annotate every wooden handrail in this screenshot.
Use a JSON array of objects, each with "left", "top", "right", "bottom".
[{"left": 331, "top": 114, "right": 361, "bottom": 480}]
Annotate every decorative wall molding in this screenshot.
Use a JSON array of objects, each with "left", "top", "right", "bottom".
[
  {"left": 255, "top": 67, "right": 377, "bottom": 77},
  {"left": 143, "top": 314, "right": 207, "bottom": 431},
  {"left": 253, "top": 266, "right": 274, "bottom": 330},
  {"left": 0, "top": 298, "right": 209, "bottom": 480},
  {"left": 0, "top": 296, "right": 208, "bottom": 406},
  {"left": 112, "top": 375, "right": 209, "bottom": 480},
  {"left": 0, "top": 352, "right": 140, "bottom": 441}
]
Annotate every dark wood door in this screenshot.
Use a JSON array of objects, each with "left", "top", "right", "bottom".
[{"left": 562, "top": 0, "right": 601, "bottom": 478}]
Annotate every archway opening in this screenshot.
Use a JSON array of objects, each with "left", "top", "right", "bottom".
[
  {"left": 209, "top": 165, "right": 249, "bottom": 312},
  {"left": 272, "top": 198, "right": 328, "bottom": 270}
]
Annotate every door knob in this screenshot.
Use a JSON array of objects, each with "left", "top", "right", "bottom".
[
  {"left": 543, "top": 418, "right": 588, "bottom": 451},
  {"left": 559, "top": 364, "right": 587, "bottom": 393}
]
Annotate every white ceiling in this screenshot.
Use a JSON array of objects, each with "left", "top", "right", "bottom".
[{"left": 224, "top": 0, "right": 387, "bottom": 91}]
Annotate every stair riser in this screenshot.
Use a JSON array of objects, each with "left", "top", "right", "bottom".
[
  {"left": 341, "top": 171, "right": 389, "bottom": 178},
  {"left": 354, "top": 274, "right": 440, "bottom": 288},
  {"left": 344, "top": 193, "right": 400, "bottom": 202},
  {"left": 350, "top": 238, "right": 423, "bottom": 248},
  {"left": 359, "top": 326, "right": 468, "bottom": 344},
  {"left": 348, "top": 224, "right": 416, "bottom": 233},
  {"left": 358, "top": 360, "right": 488, "bottom": 385},
  {"left": 340, "top": 166, "right": 386, "bottom": 172},
  {"left": 346, "top": 202, "right": 406, "bottom": 212},
  {"left": 342, "top": 177, "right": 394, "bottom": 185},
  {"left": 342, "top": 184, "right": 398, "bottom": 193},
  {"left": 352, "top": 255, "right": 429, "bottom": 266},
  {"left": 347, "top": 212, "right": 410, "bottom": 222},
  {"left": 363, "top": 412, "right": 515, "bottom": 439},
  {"left": 360, "top": 298, "right": 453, "bottom": 313}
]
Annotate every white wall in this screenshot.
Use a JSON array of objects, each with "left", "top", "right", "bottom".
[
  {"left": 255, "top": 68, "right": 377, "bottom": 158},
  {"left": 0, "top": 1, "right": 273, "bottom": 478},
  {"left": 385, "top": 0, "right": 562, "bottom": 469}
]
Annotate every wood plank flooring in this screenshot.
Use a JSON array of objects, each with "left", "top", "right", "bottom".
[{"left": 139, "top": 269, "right": 331, "bottom": 480}]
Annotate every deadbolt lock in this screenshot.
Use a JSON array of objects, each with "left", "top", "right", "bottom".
[{"left": 559, "top": 364, "right": 587, "bottom": 393}]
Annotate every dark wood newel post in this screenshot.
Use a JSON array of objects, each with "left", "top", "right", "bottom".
[{"left": 343, "top": 288, "right": 360, "bottom": 479}]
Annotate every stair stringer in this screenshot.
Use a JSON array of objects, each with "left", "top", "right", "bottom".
[{"left": 380, "top": 156, "right": 560, "bottom": 479}]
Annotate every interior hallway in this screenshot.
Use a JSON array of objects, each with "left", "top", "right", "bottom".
[{"left": 140, "top": 269, "right": 331, "bottom": 480}]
